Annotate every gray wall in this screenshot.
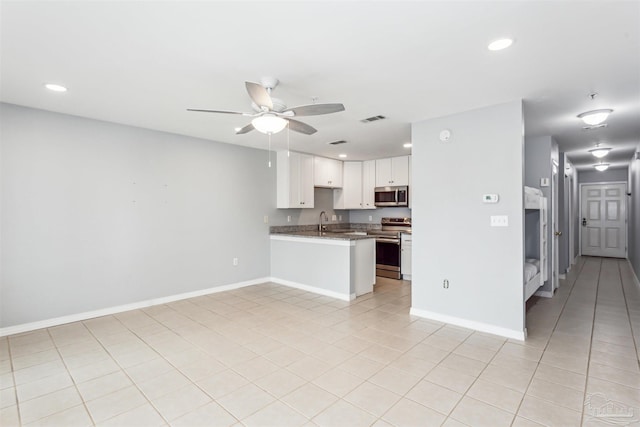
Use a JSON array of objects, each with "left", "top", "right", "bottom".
[
  {"left": 349, "top": 207, "right": 411, "bottom": 223},
  {"left": 411, "top": 100, "right": 525, "bottom": 337},
  {"left": 277, "top": 187, "right": 351, "bottom": 227},
  {"left": 524, "top": 136, "right": 557, "bottom": 293},
  {"left": 629, "top": 147, "right": 640, "bottom": 280},
  {"left": 0, "top": 104, "right": 346, "bottom": 328},
  {"left": 578, "top": 167, "right": 628, "bottom": 184}
]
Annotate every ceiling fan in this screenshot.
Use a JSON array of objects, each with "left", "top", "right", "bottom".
[{"left": 187, "top": 77, "right": 345, "bottom": 135}]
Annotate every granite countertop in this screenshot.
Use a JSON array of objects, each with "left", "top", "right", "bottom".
[
  {"left": 270, "top": 223, "right": 380, "bottom": 241},
  {"left": 270, "top": 230, "right": 375, "bottom": 241}
]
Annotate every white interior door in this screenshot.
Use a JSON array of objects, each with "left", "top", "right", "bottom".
[{"left": 581, "top": 183, "right": 627, "bottom": 258}]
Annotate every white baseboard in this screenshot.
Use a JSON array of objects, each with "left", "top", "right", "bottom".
[
  {"left": 0, "top": 277, "right": 270, "bottom": 337},
  {"left": 270, "top": 277, "right": 355, "bottom": 301},
  {"left": 409, "top": 307, "right": 526, "bottom": 341},
  {"left": 559, "top": 273, "right": 566, "bottom": 280},
  {"left": 535, "top": 290, "right": 554, "bottom": 298}
]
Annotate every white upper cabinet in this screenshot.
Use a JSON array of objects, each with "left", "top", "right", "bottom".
[
  {"left": 334, "top": 160, "right": 377, "bottom": 210},
  {"left": 314, "top": 156, "right": 343, "bottom": 188},
  {"left": 362, "top": 160, "right": 377, "bottom": 209},
  {"left": 334, "top": 161, "right": 363, "bottom": 209},
  {"left": 375, "top": 155, "right": 409, "bottom": 187},
  {"left": 277, "top": 151, "right": 315, "bottom": 208}
]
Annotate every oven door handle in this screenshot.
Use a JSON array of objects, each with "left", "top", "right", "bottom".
[{"left": 376, "top": 238, "right": 401, "bottom": 244}]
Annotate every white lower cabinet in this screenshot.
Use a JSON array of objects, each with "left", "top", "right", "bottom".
[
  {"left": 401, "top": 232, "right": 412, "bottom": 280},
  {"left": 277, "top": 151, "right": 314, "bottom": 208}
]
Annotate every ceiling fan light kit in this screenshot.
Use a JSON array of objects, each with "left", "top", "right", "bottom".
[
  {"left": 252, "top": 115, "right": 288, "bottom": 134},
  {"left": 577, "top": 109, "right": 613, "bottom": 126}
]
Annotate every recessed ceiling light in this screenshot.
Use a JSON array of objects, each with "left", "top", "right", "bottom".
[
  {"left": 234, "top": 127, "right": 242, "bottom": 132},
  {"left": 578, "top": 109, "right": 613, "bottom": 126},
  {"left": 594, "top": 163, "right": 610, "bottom": 172},
  {"left": 488, "top": 38, "right": 513, "bottom": 51},
  {"left": 44, "top": 83, "right": 67, "bottom": 92},
  {"left": 403, "top": 143, "right": 412, "bottom": 148},
  {"left": 339, "top": 154, "right": 347, "bottom": 158}
]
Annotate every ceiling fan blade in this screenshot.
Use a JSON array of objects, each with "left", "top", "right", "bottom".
[
  {"left": 245, "top": 82, "right": 273, "bottom": 110},
  {"left": 287, "top": 119, "right": 317, "bottom": 135},
  {"left": 235, "top": 123, "right": 255, "bottom": 134},
  {"left": 187, "top": 108, "right": 246, "bottom": 115},
  {"left": 283, "top": 103, "right": 345, "bottom": 117}
]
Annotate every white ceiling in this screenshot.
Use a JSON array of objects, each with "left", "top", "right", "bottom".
[{"left": 2, "top": 1, "right": 639, "bottom": 170}]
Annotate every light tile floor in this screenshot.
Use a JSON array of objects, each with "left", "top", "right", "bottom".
[{"left": 1, "top": 256, "right": 639, "bottom": 426}]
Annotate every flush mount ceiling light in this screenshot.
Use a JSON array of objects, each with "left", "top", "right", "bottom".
[
  {"left": 594, "top": 162, "right": 610, "bottom": 172},
  {"left": 251, "top": 114, "right": 288, "bottom": 134},
  {"left": 589, "top": 144, "right": 612, "bottom": 158},
  {"left": 577, "top": 109, "right": 613, "bottom": 126},
  {"left": 339, "top": 154, "right": 347, "bottom": 158},
  {"left": 44, "top": 83, "right": 67, "bottom": 92},
  {"left": 487, "top": 38, "right": 513, "bottom": 51},
  {"left": 403, "top": 143, "right": 412, "bottom": 148}
]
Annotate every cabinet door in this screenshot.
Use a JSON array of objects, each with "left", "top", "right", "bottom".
[
  {"left": 341, "top": 162, "right": 363, "bottom": 209},
  {"left": 401, "top": 235, "right": 412, "bottom": 276},
  {"left": 289, "top": 152, "right": 302, "bottom": 207},
  {"left": 391, "top": 156, "right": 410, "bottom": 186},
  {"left": 313, "top": 156, "right": 327, "bottom": 187},
  {"left": 375, "top": 158, "right": 392, "bottom": 187},
  {"left": 362, "top": 160, "right": 377, "bottom": 209},
  {"left": 328, "top": 159, "right": 343, "bottom": 188},
  {"left": 315, "top": 157, "right": 343, "bottom": 188},
  {"left": 299, "top": 153, "right": 315, "bottom": 208}
]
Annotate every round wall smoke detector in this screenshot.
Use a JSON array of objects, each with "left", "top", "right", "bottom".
[{"left": 439, "top": 129, "right": 452, "bottom": 142}]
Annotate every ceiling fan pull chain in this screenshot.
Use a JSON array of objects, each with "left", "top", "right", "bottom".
[
  {"left": 268, "top": 133, "right": 272, "bottom": 168},
  {"left": 287, "top": 121, "right": 290, "bottom": 157}
]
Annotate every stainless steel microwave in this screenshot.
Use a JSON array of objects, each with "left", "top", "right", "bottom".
[{"left": 374, "top": 186, "right": 409, "bottom": 207}]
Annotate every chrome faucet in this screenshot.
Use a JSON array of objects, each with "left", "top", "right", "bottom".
[{"left": 319, "top": 211, "right": 329, "bottom": 232}]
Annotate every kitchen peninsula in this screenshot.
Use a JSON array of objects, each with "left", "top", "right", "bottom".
[{"left": 270, "top": 226, "right": 376, "bottom": 300}]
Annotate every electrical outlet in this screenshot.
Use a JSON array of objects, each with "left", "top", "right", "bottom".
[
  {"left": 443, "top": 279, "right": 449, "bottom": 289},
  {"left": 369, "top": 215, "right": 373, "bottom": 221},
  {"left": 490, "top": 215, "right": 509, "bottom": 227},
  {"left": 331, "top": 214, "right": 337, "bottom": 221},
  {"left": 287, "top": 215, "right": 291, "bottom": 223},
  {"left": 233, "top": 258, "right": 238, "bottom": 266},
  {"left": 263, "top": 215, "right": 268, "bottom": 224},
  {"left": 339, "top": 215, "right": 342, "bottom": 221}
]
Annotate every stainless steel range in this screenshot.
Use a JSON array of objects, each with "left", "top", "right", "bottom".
[{"left": 369, "top": 217, "right": 411, "bottom": 279}]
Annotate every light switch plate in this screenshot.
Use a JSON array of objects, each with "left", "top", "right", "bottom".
[
  {"left": 540, "top": 178, "right": 550, "bottom": 187},
  {"left": 490, "top": 215, "right": 509, "bottom": 227},
  {"left": 483, "top": 194, "right": 499, "bottom": 203}
]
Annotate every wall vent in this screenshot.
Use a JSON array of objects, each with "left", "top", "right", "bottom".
[
  {"left": 328, "top": 140, "right": 348, "bottom": 145},
  {"left": 360, "top": 115, "right": 386, "bottom": 123}
]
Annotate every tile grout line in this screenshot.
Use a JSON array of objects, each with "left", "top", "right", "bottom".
[
  {"left": 617, "top": 259, "right": 640, "bottom": 372},
  {"left": 5, "top": 333, "right": 22, "bottom": 427},
  {"left": 510, "top": 256, "right": 587, "bottom": 426},
  {"left": 579, "top": 256, "right": 604, "bottom": 426}
]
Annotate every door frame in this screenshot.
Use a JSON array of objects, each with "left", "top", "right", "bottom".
[{"left": 578, "top": 181, "right": 628, "bottom": 258}]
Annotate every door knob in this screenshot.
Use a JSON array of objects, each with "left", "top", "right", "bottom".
[
  {"left": 555, "top": 231, "right": 562, "bottom": 236},
  {"left": 582, "top": 218, "right": 587, "bottom": 227}
]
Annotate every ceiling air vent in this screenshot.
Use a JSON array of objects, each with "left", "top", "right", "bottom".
[
  {"left": 360, "top": 115, "right": 386, "bottom": 123},
  {"left": 328, "top": 140, "right": 348, "bottom": 145}
]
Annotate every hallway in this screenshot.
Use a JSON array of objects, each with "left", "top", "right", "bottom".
[
  {"left": 0, "top": 257, "right": 639, "bottom": 426},
  {"left": 523, "top": 256, "right": 640, "bottom": 426}
]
